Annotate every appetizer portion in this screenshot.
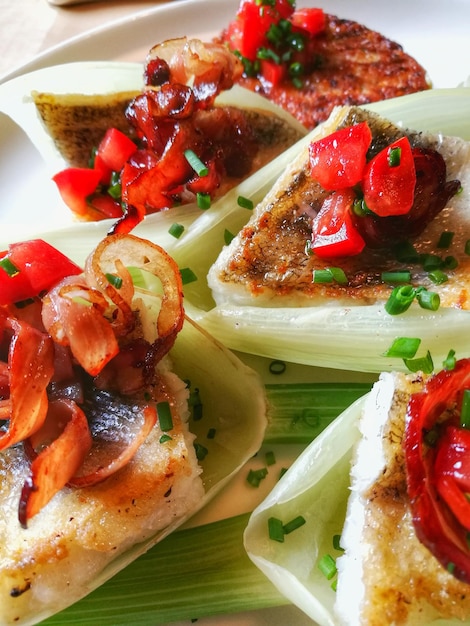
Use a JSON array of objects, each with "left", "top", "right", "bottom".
[
  {"left": 0, "top": 234, "right": 266, "bottom": 626},
  {"left": 209, "top": 105, "right": 468, "bottom": 312},
  {"left": 336, "top": 362, "right": 470, "bottom": 625},
  {"left": 32, "top": 38, "right": 305, "bottom": 226},
  {"left": 217, "top": 0, "right": 430, "bottom": 129}
]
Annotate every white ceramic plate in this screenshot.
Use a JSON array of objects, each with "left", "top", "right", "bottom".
[{"left": 0, "top": 1, "right": 469, "bottom": 624}]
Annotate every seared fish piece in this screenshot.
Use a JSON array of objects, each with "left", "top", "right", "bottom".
[
  {"left": 208, "top": 106, "right": 470, "bottom": 311},
  {"left": 335, "top": 371, "right": 470, "bottom": 625}
]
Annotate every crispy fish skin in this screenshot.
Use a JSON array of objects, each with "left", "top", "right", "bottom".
[
  {"left": 224, "top": 14, "right": 430, "bottom": 130},
  {"left": 32, "top": 91, "right": 140, "bottom": 168},
  {"left": 335, "top": 372, "right": 470, "bottom": 625},
  {"left": 208, "top": 106, "right": 470, "bottom": 310},
  {"left": 0, "top": 361, "right": 203, "bottom": 626}
]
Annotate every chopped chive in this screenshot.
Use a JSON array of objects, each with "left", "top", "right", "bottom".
[
  {"left": 448, "top": 562, "right": 456, "bottom": 575},
  {"left": 206, "top": 428, "right": 216, "bottom": 440},
  {"left": 224, "top": 229, "right": 235, "bottom": 245},
  {"left": 0, "top": 257, "right": 20, "bottom": 277},
  {"left": 237, "top": 195, "right": 254, "bottom": 210},
  {"left": 268, "top": 517, "right": 285, "bottom": 542},
  {"left": 331, "top": 578, "right": 338, "bottom": 592},
  {"left": 465, "top": 240, "right": 470, "bottom": 256},
  {"left": 180, "top": 267, "right": 197, "bottom": 285},
  {"left": 318, "top": 554, "right": 337, "bottom": 580},
  {"left": 107, "top": 182, "right": 122, "bottom": 199},
  {"left": 269, "top": 360, "right": 286, "bottom": 375},
  {"left": 157, "top": 401, "right": 174, "bottom": 431},
  {"left": 247, "top": 467, "right": 268, "bottom": 487},
  {"left": 159, "top": 434, "right": 173, "bottom": 444},
  {"left": 428, "top": 269, "right": 448, "bottom": 285},
  {"left": 416, "top": 288, "right": 440, "bottom": 311},
  {"left": 282, "top": 515, "right": 306, "bottom": 534},
  {"left": 279, "top": 467, "right": 288, "bottom": 479},
  {"left": 393, "top": 241, "right": 421, "bottom": 264},
  {"left": 383, "top": 337, "right": 421, "bottom": 359},
  {"left": 388, "top": 146, "right": 401, "bottom": 167},
  {"left": 197, "top": 192, "right": 211, "bottom": 210},
  {"left": 460, "top": 389, "right": 470, "bottom": 429},
  {"left": 444, "top": 255, "right": 458, "bottom": 270},
  {"left": 189, "top": 387, "right": 203, "bottom": 422},
  {"left": 421, "top": 253, "right": 443, "bottom": 271},
  {"left": 194, "top": 442, "right": 209, "bottom": 461},
  {"left": 381, "top": 270, "right": 411, "bottom": 284},
  {"left": 437, "top": 231, "right": 454, "bottom": 249},
  {"left": 443, "top": 349, "right": 457, "bottom": 371},
  {"left": 313, "top": 269, "right": 334, "bottom": 284},
  {"left": 404, "top": 350, "right": 434, "bottom": 374},
  {"left": 385, "top": 285, "right": 416, "bottom": 315},
  {"left": 328, "top": 267, "right": 348, "bottom": 285},
  {"left": 169, "top": 223, "right": 185, "bottom": 239},
  {"left": 265, "top": 450, "right": 276, "bottom": 466},
  {"left": 105, "top": 272, "right": 123, "bottom": 289},
  {"left": 333, "top": 534, "right": 343, "bottom": 552},
  {"left": 184, "top": 149, "right": 208, "bottom": 177}
]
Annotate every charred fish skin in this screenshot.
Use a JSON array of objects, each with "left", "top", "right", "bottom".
[{"left": 208, "top": 106, "right": 470, "bottom": 310}]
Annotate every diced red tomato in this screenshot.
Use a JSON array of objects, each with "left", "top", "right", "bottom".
[
  {"left": 309, "top": 122, "right": 372, "bottom": 190},
  {"left": 260, "top": 59, "right": 286, "bottom": 86},
  {"left": 405, "top": 359, "right": 470, "bottom": 583},
  {"left": 96, "top": 128, "right": 137, "bottom": 173},
  {"left": 362, "top": 136, "right": 417, "bottom": 217},
  {"left": 290, "top": 8, "right": 326, "bottom": 36},
  {"left": 87, "top": 194, "right": 124, "bottom": 220},
  {"left": 0, "top": 240, "right": 82, "bottom": 305},
  {"left": 52, "top": 167, "right": 102, "bottom": 217},
  {"left": 311, "top": 189, "right": 365, "bottom": 258}
]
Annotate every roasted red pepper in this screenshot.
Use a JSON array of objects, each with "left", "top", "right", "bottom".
[{"left": 405, "top": 359, "right": 470, "bottom": 583}]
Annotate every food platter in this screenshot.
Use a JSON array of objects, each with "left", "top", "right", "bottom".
[{"left": 1, "top": 0, "right": 470, "bottom": 624}]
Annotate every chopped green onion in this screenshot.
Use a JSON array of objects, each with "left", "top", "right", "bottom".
[
  {"left": 384, "top": 285, "right": 416, "bottom": 315},
  {"left": 279, "top": 467, "right": 289, "bottom": 479},
  {"left": 105, "top": 273, "right": 123, "bottom": 289},
  {"left": 333, "top": 534, "right": 343, "bottom": 552},
  {"left": 0, "top": 257, "right": 20, "bottom": 277},
  {"left": 224, "top": 229, "right": 235, "bottom": 245},
  {"left": 282, "top": 515, "right": 306, "bottom": 535},
  {"left": 313, "top": 269, "right": 334, "bottom": 284},
  {"left": 188, "top": 387, "right": 203, "bottom": 422},
  {"left": 460, "top": 389, "right": 470, "bottom": 429},
  {"left": 169, "top": 223, "right": 185, "bottom": 239},
  {"left": 328, "top": 267, "right": 348, "bottom": 285},
  {"left": 421, "top": 253, "right": 443, "bottom": 271},
  {"left": 437, "top": 231, "right": 454, "bottom": 249},
  {"left": 269, "top": 360, "right": 286, "bottom": 375},
  {"left": 381, "top": 270, "right": 411, "bottom": 284},
  {"left": 206, "top": 428, "right": 216, "bottom": 440},
  {"left": 197, "top": 192, "right": 211, "bottom": 210},
  {"left": 268, "top": 517, "right": 285, "bottom": 543},
  {"left": 247, "top": 467, "right": 268, "bottom": 487},
  {"left": 180, "top": 267, "right": 197, "bottom": 285},
  {"left": 157, "top": 401, "right": 173, "bottom": 431},
  {"left": 265, "top": 450, "right": 276, "bottom": 466},
  {"left": 383, "top": 336, "right": 421, "bottom": 359},
  {"left": 393, "top": 241, "right": 421, "bottom": 264},
  {"left": 444, "top": 255, "right": 458, "bottom": 270},
  {"left": 318, "top": 554, "right": 337, "bottom": 580},
  {"left": 388, "top": 146, "right": 401, "bottom": 167},
  {"left": 159, "top": 434, "right": 173, "bottom": 444},
  {"left": 404, "top": 350, "right": 434, "bottom": 374},
  {"left": 289, "top": 61, "right": 304, "bottom": 77},
  {"left": 428, "top": 269, "right": 448, "bottom": 285},
  {"left": 443, "top": 349, "right": 457, "bottom": 371},
  {"left": 237, "top": 195, "right": 254, "bottom": 210},
  {"left": 107, "top": 181, "right": 122, "bottom": 199},
  {"left": 184, "top": 149, "right": 208, "bottom": 177},
  {"left": 194, "top": 442, "right": 209, "bottom": 461},
  {"left": 465, "top": 240, "right": 470, "bottom": 256},
  {"left": 416, "top": 288, "right": 440, "bottom": 311}
]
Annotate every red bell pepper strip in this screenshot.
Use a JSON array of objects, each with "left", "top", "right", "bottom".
[{"left": 405, "top": 359, "right": 470, "bottom": 583}]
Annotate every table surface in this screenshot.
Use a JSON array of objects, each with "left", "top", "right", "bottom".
[{"left": 0, "top": 0, "right": 162, "bottom": 79}]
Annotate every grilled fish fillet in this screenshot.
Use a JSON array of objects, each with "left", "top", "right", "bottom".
[
  {"left": 208, "top": 105, "right": 470, "bottom": 310},
  {"left": 335, "top": 371, "right": 470, "bottom": 625},
  {"left": 0, "top": 355, "right": 204, "bottom": 626},
  {"left": 218, "top": 13, "right": 430, "bottom": 130}
]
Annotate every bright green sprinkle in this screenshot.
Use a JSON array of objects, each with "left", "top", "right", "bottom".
[
  {"left": 224, "top": 229, "right": 235, "bottom": 245},
  {"left": 318, "top": 554, "right": 337, "bottom": 580},
  {"left": 279, "top": 467, "right": 288, "bottom": 479},
  {"left": 105, "top": 273, "right": 123, "bottom": 289},
  {"left": 460, "top": 390, "right": 470, "bottom": 429},
  {"left": 194, "top": 442, "right": 209, "bottom": 461},
  {"left": 237, "top": 196, "right": 254, "bottom": 210},
  {"left": 157, "top": 401, "right": 174, "bottom": 431},
  {"left": 159, "top": 434, "right": 173, "bottom": 444},
  {"left": 416, "top": 288, "right": 440, "bottom": 311},
  {"left": 268, "top": 517, "right": 285, "bottom": 542},
  {"left": 313, "top": 269, "right": 334, "bottom": 284},
  {"left": 404, "top": 350, "right": 434, "bottom": 374},
  {"left": 388, "top": 146, "right": 401, "bottom": 167},
  {"left": 107, "top": 182, "right": 122, "bottom": 199},
  {"left": 393, "top": 240, "right": 421, "bottom": 264},
  {"left": 422, "top": 253, "right": 444, "bottom": 271},
  {"left": 333, "top": 534, "right": 343, "bottom": 552},
  {"left": 428, "top": 269, "right": 448, "bottom": 285},
  {"left": 0, "top": 257, "right": 19, "bottom": 277},
  {"left": 247, "top": 467, "right": 268, "bottom": 487},
  {"left": 444, "top": 255, "right": 458, "bottom": 270},
  {"left": 437, "top": 231, "right": 454, "bottom": 249},
  {"left": 169, "top": 223, "right": 185, "bottom": 239},
  {"left": 180, "top": 267, "right": 197, "bottom": 285},
  {"left": 385, "top": 285, "right": 416, "bottom": 315},
  {"left": 383, "top": 337, "right": 421, "bottom": 359},
  {"left": 184, "top": 149, "right": 208, "bottom": 177},
  {"left": 381, "top": 270, "right": 411, "bottom": 284},
  {"left": 265, "top": 450, "right": 276, "bottom": 466},
  {"left": 197, "top": 192, "right": 211, "bottom": 210},
  {"left": 443, "top": 349, "right": 457, "bottom": 370},
  {"left": 328, "top": 267, "right": 348, "bottom": 285},
  {"left": 188, "top": 387, "right": 203, "bottom": 421}
]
